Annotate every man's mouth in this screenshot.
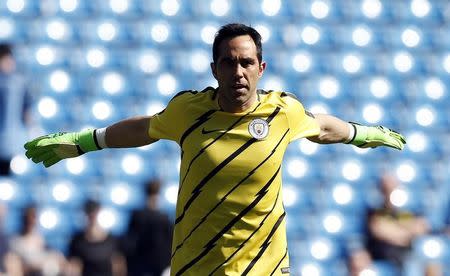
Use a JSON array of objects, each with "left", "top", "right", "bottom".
[{"left": 232, "top": 84, "right": 247, "bottom": 89}]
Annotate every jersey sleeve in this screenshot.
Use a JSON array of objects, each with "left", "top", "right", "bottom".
[
  {"left": 284, "top": 95, "right": 320, "bottom": 142},
  {"left": 148, "top": 93, "right": 189, "bottom": 143}
]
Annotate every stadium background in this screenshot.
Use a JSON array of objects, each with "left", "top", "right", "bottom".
[{"left": 0, "top": 0, "right": 450, "bottom": 275}]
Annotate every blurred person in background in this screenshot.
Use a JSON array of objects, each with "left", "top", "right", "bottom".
[
  {"left": 348, "top": 173, "right": 432, "bottom": 276},
  {"left": 24, "top": 23, "right": 406, "bottom": 275},
  {"left": 10, "top": 205, "right": 65, "bottom": 276},
  {"left": 66, "top": 200, "right": 126, "bottom": 276},
  {"left": 0, "top": 43, "right": 31, "bottom": 176},
  {"left": 122, "top": 179, "right": 173, "bottom": 276},
  {"left": 0, "top": 202, "right": 22, "bottom": 275}
]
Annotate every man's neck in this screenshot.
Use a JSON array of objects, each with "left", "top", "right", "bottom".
[{"left": 217, "top": 91, "right": 257, "bottom": 113}]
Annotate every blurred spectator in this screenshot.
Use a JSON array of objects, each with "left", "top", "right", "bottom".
[
  {"left": 0, "top": 203, "right": 22, "bottom": 275},
  {"left": 9, "top": 205, "right": 65, "bottom": 276},
  {"left": 122, "top": 179, "right": 173, "bottom": 276},
  {"left": 66, "top": 200, "right": 126, "bottom": 276},
  {"left": 0, "top": 43, "right": 31, "bottom": 176},
  {"left": 348, "top": 173, "right": 430, "bottom": 275}
]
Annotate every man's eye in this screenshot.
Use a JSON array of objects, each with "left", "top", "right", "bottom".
[
  {"left": 241, "top": 60, "right": 254, "bottom": 67},
  {"left": 222, "top": 59, "right": 234, "bottom": 66}
]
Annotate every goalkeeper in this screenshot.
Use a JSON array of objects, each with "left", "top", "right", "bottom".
[{"left": 25, "top": 23, "right": 405, "bottom": 276}]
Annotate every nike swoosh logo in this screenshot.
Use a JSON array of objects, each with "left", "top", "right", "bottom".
[{"left": 201, "top": 128, "right": 223, "bottom": 134}]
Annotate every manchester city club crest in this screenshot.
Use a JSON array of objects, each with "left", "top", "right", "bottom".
[{"left": 248, "top": 118, "right": 269, "bottom": 140}]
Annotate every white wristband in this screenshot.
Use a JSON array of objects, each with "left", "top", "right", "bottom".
[
  {"left": 344, "top": 123, "right": 355, "bottom": 143},
  {"left": 95, "top": 127, "right": 108, "bottom": 149}
]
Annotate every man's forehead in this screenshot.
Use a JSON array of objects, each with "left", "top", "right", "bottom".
[{"left": 218, "top": 35, "right": 257, "bottom": 57}]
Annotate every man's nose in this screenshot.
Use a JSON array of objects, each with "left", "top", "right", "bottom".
[{"left": 233, "top": 63, "right": 244, "bottom": 78}]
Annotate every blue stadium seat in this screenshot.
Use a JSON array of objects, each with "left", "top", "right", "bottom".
[
  {"left": 349, "top": 75, "right": 405, "bottom": 105},
  {"left": 282, "top": 156, "right": 320, "bottom": 186},
  {"left": 316, "top": 182, "right": 367, "bottom": 214},
  {"left": 126, "top": 48, "right": 167, "bottom": 76},
  {"left": 89, "top": 0, "right": 141, "bottom": 18},
  {"left": 286, "top": 212, "right": 317, "bottom": 240},
  {"left": 99, "top": 181, "right": 145, "bottom": 210},
  {"left": 0, "top": 17, "right": 26, "bottom": 43},
  {"left": 314, "top": 210, "right": 364, "bottom": 238},
  {"left": 291, "top": 259, "right": 347, "bottom": 276},
  {"left": 37, "top": 206, "right": 75, "bottom": 235},
  {"left": 43, "top": 232, "right": 72, "bottom": 254},
  {"left": 77, "top": 18, "right": 132, "bottom": 45},
  {"left": 0, "top": 177, "right": 31, "bottom": 208},
  {"left": 91, "top": 70, "right": 134, "bottom": 100},
  {"left": 77, "top": 97, "right": 126, "bottom": 126},
  {"left": 26, "top": 45, "right": 68, "bottom": 71},
  {"left": 159, "top": 0, "right": 191, "bottom": 18},
  {"left": 54, "top": 0, "right": 94, "bottom": 18},
  {"left": 283, "top": 184, "right": 314, "bottom": 213},
  {"left": 68, "top": 46, "right": 116, "bottom": 72},
  {"left": 133, "top": 20, "right": 183, "bottom": 46},
  {"left": 287, "top": 0, "right": 346, "bottom": 22},
  {"left": 40, "top": 179, "right": 87, "bottom": 208},
  {"left": 97, "top": 150, "right": 155, "bottom": 183},
  {"left": 0, "top": 0, "right": 40, "bottom": 17},
  {"left": 177, "top": 21, "right": 221, "bottom": 46},
  {"left": 30, "top": 18, "right": 78, "bottom": 44},
  {"left": 1, "top": 205, "right": 22, "bottom": 234},
  {"left": 187, "top": 0, "right": 239, "bottom": 19},
  {"left": 412, "top": 235, "right": 450, "bottom": 263},
  {"left": 370, "top": 260, "right": 399, "bottom": 276}
]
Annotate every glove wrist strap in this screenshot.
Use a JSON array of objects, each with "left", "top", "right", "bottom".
[
  {"left": 78, "top": 129, "right": 102, "bottom": 152},
  {"left": 347, "top": 123, "right": 369, "bottom": 147}
]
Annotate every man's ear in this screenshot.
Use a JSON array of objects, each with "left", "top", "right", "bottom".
[
  {"left": 210, "top": 62, "right": 218, "bottom": 79},
  {"left": 258, "top": 61, "right": 266, "bottom": 77}
]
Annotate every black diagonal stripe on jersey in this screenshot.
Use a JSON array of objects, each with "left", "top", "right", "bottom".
[
  {"left": 175, "top": 137, "right": 257, "bottom": 225},
  {"left": 266, "top": 106, "right": 281, "bottom": 123},
  {"left": 172, "top": 128, "right": 289, "bottom": 259},
  {"left": 179, "top": 103, "right": 261, "bottom": 195},
  {"left": 179, "top": 109, "right": 217, "bottom": 147},
  {"left": 242, "top": 211, "right": 286, "bottom": 276},
  {"left": 174, "top": 106, "right": 281, "bottom": 225},
  {"left": 174, "top": 166, "right": 281, "bottom": 276},
  {"left": 208, "top": 184, "right": 282, "bottom": 275},
  {"left": 269, "top": 247, "right": 288, "bottom": 276}
]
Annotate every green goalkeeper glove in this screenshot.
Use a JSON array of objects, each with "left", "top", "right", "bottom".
[
  {"left": 24, "top": 129, "right": 102, "bottom": 167},
  {"left": 347, "top": 123, "right": 406, "bottom": 150}
]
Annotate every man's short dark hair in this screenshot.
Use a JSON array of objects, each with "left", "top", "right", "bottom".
[
  {"left": 0, "top": 44, "right": 12, "bottom": 59},
  {"left": 84, "top": 199, "right": 100, "bottom": 214},
  {"left": 145, "top": 179, "right": 162, "bottom": 197},
  {"left": 212, "top": 23, "right": 263, "bottom": 64}
]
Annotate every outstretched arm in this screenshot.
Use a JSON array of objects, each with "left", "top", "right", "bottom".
[
  {"left": 104, "top": 116, "right": 157, "bottom": 148},
  {"left": 307, "top": 114, "right": 350, "bottom": 144},
  {"left": 308, "top": 113, "right": 406, "bottom": 150},
  {"left": 24, "top": 116, "right": 157, "bottom": 167}
]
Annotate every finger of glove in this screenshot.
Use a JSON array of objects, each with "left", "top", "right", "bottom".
[
  {"left": 389, "top": 132, "right": 406, "bottom": 144},
  {"left": 24, "top": 135, "right": 53, "bottom": 150},
  {"left": 25, "top": 144, "right": 58, "bottom": 159},
  {"left": 371, "top": 128, "right": 405, "bottom": 150},
  {"left": 43, "top": 156, "right": 62, "bottom": 168},
  {"left": 359, "top": 139, "right": 403, "bottom": 150},
  {"left": 31, "top": 151, "right": 56, "bottom": 164},
  {"left": 384, "top": 138, "right": 404, "bottom": 150},
  {"left": 379, "top": 126, "right": 406, "bottom": 144}
]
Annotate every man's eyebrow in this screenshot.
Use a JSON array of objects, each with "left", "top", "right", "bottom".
[
  {"left": 241, "top": 57, "right": 256, "bottom": 62},
  {"left": 218, "top": 56, "right": 256, "bottom": 62}
]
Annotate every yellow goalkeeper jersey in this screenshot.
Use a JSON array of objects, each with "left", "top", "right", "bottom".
[{"left": 148, "top": 87, "right": 320, "bottom": 276}]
